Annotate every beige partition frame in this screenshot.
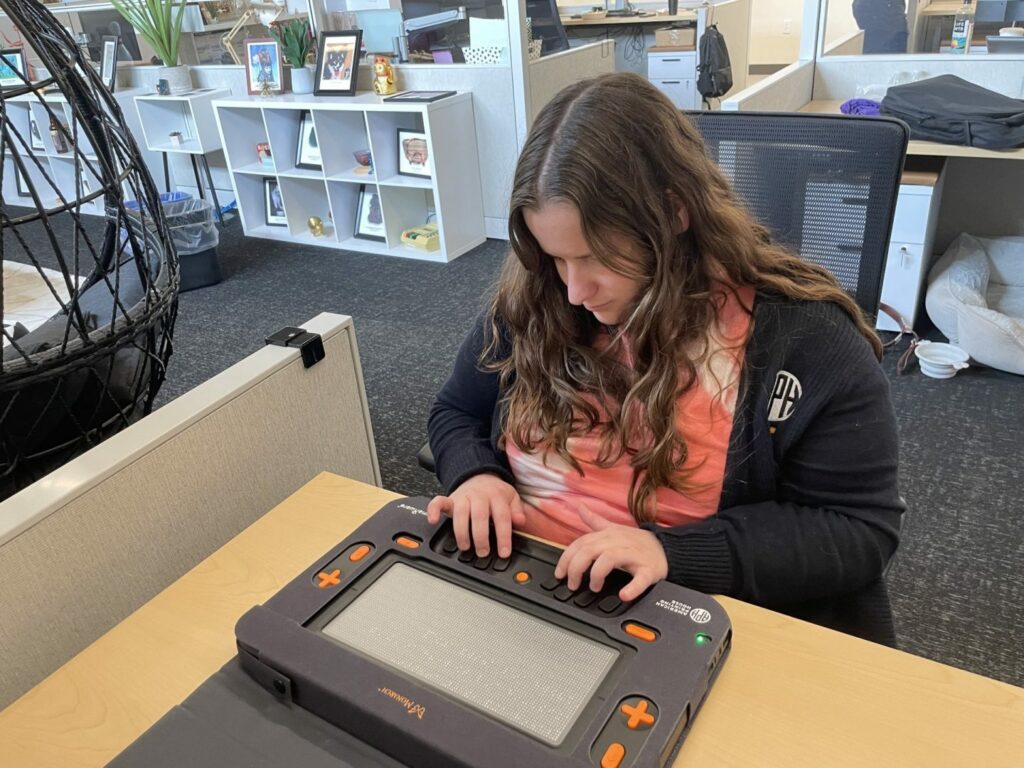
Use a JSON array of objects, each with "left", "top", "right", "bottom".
[{"left": 0, "top": 312, "right": 379, "bottom": 707}]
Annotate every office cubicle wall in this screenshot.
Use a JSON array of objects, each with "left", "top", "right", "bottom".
[
  {"left": 0, "top": 313, "right": 379, "bottom": 708},
  {"left": 721, "top": 59, "right": 815, "bottom": 111}
]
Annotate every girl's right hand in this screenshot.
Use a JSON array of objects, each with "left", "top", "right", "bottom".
[{"left": 426, "top": 474, "right": 526, "bottom": 559}]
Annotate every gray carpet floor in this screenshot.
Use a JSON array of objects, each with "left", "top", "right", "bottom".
[{"left": 11, "top": 212, "right": 1022, "bottom": 687}]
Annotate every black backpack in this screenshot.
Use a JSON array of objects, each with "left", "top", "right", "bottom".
[
  {"left": 880, "top": 74, "right": 1024, "bottom": 150},
  {"left": 697, "top": 24, "right": 732, "bottom": 103}
]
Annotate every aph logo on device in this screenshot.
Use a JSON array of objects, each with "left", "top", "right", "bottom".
[{"left": 768, "top": 370, "right": 802, "bottom": 422}]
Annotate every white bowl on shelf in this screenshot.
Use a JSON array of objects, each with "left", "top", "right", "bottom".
[{"left": 914, "top": 341, "right": 970, "bottom": 379}]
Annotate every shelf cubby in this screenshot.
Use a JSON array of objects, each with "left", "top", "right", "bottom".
[
  {"left": 278, "top": 176, "right": 335, "bottom": 241},
  {"left": 216, "top": 105, "right": 270, "bottom": 172},
  {"left": 214, "top": 93, "right": 484, "bottom": 262}
]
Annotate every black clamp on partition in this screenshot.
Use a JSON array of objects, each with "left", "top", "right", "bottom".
[{"left": 265, "top": 327, "right": 326, "bottom": 369}]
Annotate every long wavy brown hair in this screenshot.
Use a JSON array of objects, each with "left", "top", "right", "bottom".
[{"left": 486, "top": 73, "right": 881, "bottom": 523}]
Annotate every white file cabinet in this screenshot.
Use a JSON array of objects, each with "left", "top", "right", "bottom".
[
  {"left": 647, "top": 48, "right": 699, "bottom": 110},
  {"left": 876, "top": 163, "right": 946, "bottom": 332}
]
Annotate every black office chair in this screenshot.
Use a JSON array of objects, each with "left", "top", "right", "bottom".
[
  {"left": 685, "top": 111, "right": 909, "bottom": 322},
  {"left": 525, "top": 0, "right": 571, "bottom": 55},
  {"left": 419, "top": 112, "right": 910, "bottom": 472}
]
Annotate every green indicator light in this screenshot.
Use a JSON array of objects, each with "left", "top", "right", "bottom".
[{"left": 695, "top": 633, "right": 712, "bottom": 646}]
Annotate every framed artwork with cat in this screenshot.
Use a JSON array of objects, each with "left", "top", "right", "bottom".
[{"left": 314, "top": 31, "right": 362, "bottom": 97}]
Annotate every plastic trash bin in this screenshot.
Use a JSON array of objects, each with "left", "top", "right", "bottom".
[
  {"left": 123, "top": 192, "right": 222, "bottom": 291},
  {"left": 167, "top": 198, "right": 221, "bottom": 291}
]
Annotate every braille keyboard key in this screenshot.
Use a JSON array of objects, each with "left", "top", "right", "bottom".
[
  {"left": 598, "top": 595, "right": 622, "bottom": 613},
  {"left": 573, "top": 589, "right": 600, "bottom": 608},
  {"left": 541, "top": 576, "right": 562, "bottom": 591},
  {"left": 492, "top": 557, "right": 511, "bottom": 572},
  {"left": 473, "top": 554, "right": 494, "bottom": 570},
  {"left": 553, "top": 584, "right": 575, "bottom": 602},
  {"left": 458, "top": 550, "right": 475, "bottom": 563},
  {"left": 442, "top": 537, "right": 459, "bottom": 554}
]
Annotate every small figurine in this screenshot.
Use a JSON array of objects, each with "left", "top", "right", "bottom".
[
  {"left": 259, "top": 78, "right": 273, "bottom": 98},
  {"left": 308, "top": 216, "right": 325, "bottom": 237},
  {"left": 372, "top": 54, "right": 396, "bottom": 96}
]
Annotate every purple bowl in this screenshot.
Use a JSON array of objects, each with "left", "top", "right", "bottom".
[{"left": 353, "top": 149, "right": 372, "bottom": 167}]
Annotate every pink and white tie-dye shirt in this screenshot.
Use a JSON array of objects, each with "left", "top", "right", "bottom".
[{"left": 507, "top": 285, "right": 754, "bottom": 544}]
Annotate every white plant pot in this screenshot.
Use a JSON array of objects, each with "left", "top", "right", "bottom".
[
  {"left": 291, "top": 66, "right": 314, "bottom": 95},
  {"left": 158, "top": 65, "right": 192, "bottom": 95}
]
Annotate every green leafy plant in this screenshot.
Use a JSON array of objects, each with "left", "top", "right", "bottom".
[
  {"left": 270, "top": 18, "right": 314, "bottom": 69},
  {"left": 109, "top": 0, "right": 187, "bottom": 67}
]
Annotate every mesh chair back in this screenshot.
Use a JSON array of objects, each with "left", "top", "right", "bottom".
[{"left": 687, "top": 111, "right": 908, "bottom": 320}]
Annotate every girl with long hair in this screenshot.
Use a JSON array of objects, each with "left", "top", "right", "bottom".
[{"left": 427, "top": 73, "right": 903, "bottom": 644}]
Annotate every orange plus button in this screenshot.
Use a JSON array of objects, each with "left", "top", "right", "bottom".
[
  {"left": 349, "top": 545, "right": 372, "bottom": 562},
  {"left": 620, "top": 699, "right": 656, "bottom": 730},
  {"left": 514, "top": 571, "right": 531, "bottom": 584},
  {"left": 600, "top": 742, "right": 626, "bottom": 768},
  {"left": 316, "top": 569, "right": 341, "bottom": 588}
]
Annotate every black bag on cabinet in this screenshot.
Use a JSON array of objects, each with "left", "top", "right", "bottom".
[{"left": 880, "top": 74, "right": 1024, "bottom": 150}]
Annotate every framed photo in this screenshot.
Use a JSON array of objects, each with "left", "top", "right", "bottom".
[
  {"left": 353, "top": 184, "right": 385, "bottom": 241},
  {"left": 28, "top": 110, "right": 45, "bottom": 151},
  {"left": 100, "top": 35, "right": 119, "bottom": 91},
  {"left": 314, "top": 31, "right": 362, "bottom": 97},
  {"left": 384, "top": 91, "right": 456, "bottom": 103},
  {"left": 264, "top": 178, "right": 287, "bottom": 226},
  {"left": 244, "top": 38, "right": 283, "bottom": 96},
  {"left": 0, "top": 48, "right": 26, "bottom": 89},
  {"left": 397, "top": 129, "right": 431, "bottom": 179},
  {"left": 256, "top": 142, "right": 273, "bottom": 168},
  {"left": 295, "top": 110, "right": 321, "bottom": 170}
]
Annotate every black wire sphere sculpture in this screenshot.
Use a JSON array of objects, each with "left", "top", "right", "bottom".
[{"left": 0, "top": 0, "right": 178, "bottom": 499}]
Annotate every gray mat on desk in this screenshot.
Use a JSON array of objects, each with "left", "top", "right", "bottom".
[{"left": 109, "top": 657, "right": 403, "bottom": 768}]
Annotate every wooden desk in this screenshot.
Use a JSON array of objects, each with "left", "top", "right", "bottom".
[
  {"left": 1, "top": 472, "right": 1021, "bottom": 767},
  {"left": 799, "top": 99, "right": 1024, "bottom": 160},
  {"left": 560, "top": 11, "right": 696, "bottom": 26}
]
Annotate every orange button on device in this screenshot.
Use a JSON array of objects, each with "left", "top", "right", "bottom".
[
  {"left": 623, "top": 622, "right": 657, "bottom": 642},
  {"left": 394, "top": 536, "right": 420, "bottom": 549},
  {"left": 316, "top": 569, "right": 341, "bottom": 588},
  {"left": 514, "top": 571, "right": 531, "bottom": 584},
  {"left": 620, "top": 699, "right": 656, "bottom": 730},
  {"left": 349, "top": 545, "right": 372, "bottom": 562},
  {"left": 600, "top": 742, "right": 626, "bottom": 768}
]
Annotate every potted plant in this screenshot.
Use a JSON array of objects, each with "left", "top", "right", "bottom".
[
  {"left": 110, "top": 0, "right": 190, "bottom": 94},
  {"left": 271, "top": 18, "right": 314, "bottom": 95}
]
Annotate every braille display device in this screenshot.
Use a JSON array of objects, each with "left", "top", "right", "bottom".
[{"left": 233, "top": 496, "right": 732, "bottom": 768}]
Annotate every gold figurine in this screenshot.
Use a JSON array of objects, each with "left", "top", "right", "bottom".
[{"left": 308, "top": 216, "right": 325, "bottom": 237}]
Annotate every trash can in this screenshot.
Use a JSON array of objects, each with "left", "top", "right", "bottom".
[
  {"left": 124, "top": 193, "right": 222, "bottom": 292},
  {"left": 165, "top": 198, "right": 221, "bottom": 292}
]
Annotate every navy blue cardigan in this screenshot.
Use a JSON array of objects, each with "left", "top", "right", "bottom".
[{"left": 428, "top": 295, "right": 904, "bottom": 645}]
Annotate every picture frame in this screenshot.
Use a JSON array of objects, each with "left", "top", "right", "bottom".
[
  {"left": 353, "top": 184, "right": 385, "bottom": 241},
  {"left": 0, "top": 48, "right": 26, "bottom": 89},
  {"left": 256, "top": 142, "right": 273, "bottom": 168},
  {"left": 264, "top": 177, "right": 288, "bottom": 226},
  {"left": 295, "top": 110, "right": 321, "bottom": 170},
  {"left": 383, "top": 91, "right": 456, "bottom": 104},
  {"left": 100, "top": 35, "right": 119, "bottom": 91},
  {"left": 28, "top": 109, "right": 45, "bottom": 151},
  {"left": 244, "top": 38, "right": 283, "bottom": 96},
  {"left": 313, "top": 30, "right": 362, "bottom": 97},
  {"left": 397, "top": 129, "right": 432, "bottom": 179}
]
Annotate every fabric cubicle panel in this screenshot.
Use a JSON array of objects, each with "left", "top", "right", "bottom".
[{"left": 0, "top": 313, "right": 379, "bottom": 708}]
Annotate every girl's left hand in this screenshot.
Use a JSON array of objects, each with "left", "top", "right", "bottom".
[{"left": 554, "top": 504, "right": 669, "bottom": 602}]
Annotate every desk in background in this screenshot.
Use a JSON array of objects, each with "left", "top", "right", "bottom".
[
  {"left": 1, "top": 472, "right": 1021, "bottom": 768},
  {"left": 799, "top": 99, "right": 1024, "bottom": 332}
]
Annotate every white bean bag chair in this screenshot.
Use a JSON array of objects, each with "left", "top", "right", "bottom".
[{"left": 925, "top": 234, "right": 1024, "bottom": 375}]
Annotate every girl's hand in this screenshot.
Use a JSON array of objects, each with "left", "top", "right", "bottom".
[
  {"left": 554, "top": 504, "right": 668, "bottom": 602},
  {"left": 426, "top": 474, "right": 526, "bottom": 559}
]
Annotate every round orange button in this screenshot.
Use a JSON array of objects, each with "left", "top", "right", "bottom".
[{"left": 514, "top": 571, "right": 531, "bottom": 584}]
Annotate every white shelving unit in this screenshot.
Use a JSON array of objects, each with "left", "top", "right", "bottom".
[
  {"left": 3, "top": 88, "right": 147, "bottom": 217},
  {"left": 213, "top": 92, "right": 486, "bottom": 263},
  {"left": 135, "top": 88, "right": 229, "bottom": 156}
]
